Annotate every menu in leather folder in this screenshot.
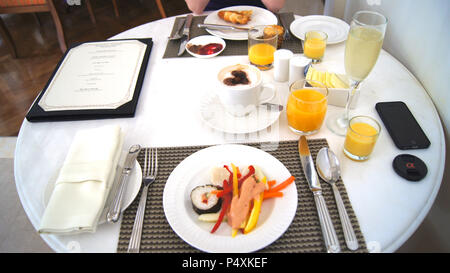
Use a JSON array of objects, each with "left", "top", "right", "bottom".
[{"left": 26, "top": 38, "right": 153, "bottom": 122}]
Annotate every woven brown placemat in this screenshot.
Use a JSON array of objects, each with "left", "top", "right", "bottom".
[
  {"left": 163, "top": 13, "right": 303, "bottom": 58},
  {"left": 117, "top": 139, "right": 368, "bottom": 253}
]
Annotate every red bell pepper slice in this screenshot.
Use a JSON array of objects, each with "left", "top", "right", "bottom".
[{"left": 211, "top": 179, "right": 231, "bottom": 233}]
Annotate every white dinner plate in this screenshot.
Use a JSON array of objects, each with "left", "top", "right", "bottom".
[
  {"left": 43, "top": 154, "right": 142, "bottom": 225},
  {"left": 185, "top": 35, "right": 226, "bottom": 58},
  {"left": 162, "top": 144, "right": 297, "bottom": 253},
  {"left": 204, "top": 6, "right": 278, "bottom": 40},
  {"left": 199, "top": 93, "right": 282, "bottom": 134},
  {"left": 290, "top": 15, "right": 349, "bottom": 44}
]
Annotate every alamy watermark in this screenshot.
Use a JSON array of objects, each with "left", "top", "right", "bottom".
[
  {"left": 367, "top": 0, "right": 381, "bottom": 6},
  {"left": 67, "top": 0, "right": 81, "bottom": 6},
  {"left": 66, "top": 240, "right": 81, "bottom": 253}
]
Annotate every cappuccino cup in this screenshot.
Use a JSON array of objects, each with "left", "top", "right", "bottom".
[{"left": 217, "top": 64, "right": 276, "bottom": 117}]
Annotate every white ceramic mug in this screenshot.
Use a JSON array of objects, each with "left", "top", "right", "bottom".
[{"left": 217, "top": 64, "right": 276, "bottom": 117}]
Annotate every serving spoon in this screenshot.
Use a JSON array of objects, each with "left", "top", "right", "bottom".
[{"left": 316, "top": 147, "right": 359, "bottom": 251}]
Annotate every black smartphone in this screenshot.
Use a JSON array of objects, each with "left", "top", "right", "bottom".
[{"left": 375, "top": 101, "right": 430, "bottom": 150}]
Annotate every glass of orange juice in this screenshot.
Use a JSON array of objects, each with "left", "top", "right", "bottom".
[
  {"left": 343, "top": 115, "right": 381, "bottom": 161},
  {"left": 248, "top": 25, "right": 278, "bottom": 70},
  {"left": 286, "top": 79, "right": 328, "bottom": 135},
  {"left": 303, "top": 30, "right": 327, "bottom": 63}
]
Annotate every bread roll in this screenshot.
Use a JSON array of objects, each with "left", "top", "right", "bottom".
[{"left": 264, "top": 25, "right": 285, "bottom": 48}]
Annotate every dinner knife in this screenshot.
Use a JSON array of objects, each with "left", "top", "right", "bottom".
[
  {"left": 107, "top": 144, "right": 141, "bottom": 223},
  {"left": 278, "top": 14, "right": 292, "bottom": 39},
  {"left": 197, "top": 23, "right": 250, "bottom": 31},
  {"left": 177, "top": 14, "right": 193, "bottom": 56},
  {"left": 298, "top": 136, "right": 341, "bottom": 253}
]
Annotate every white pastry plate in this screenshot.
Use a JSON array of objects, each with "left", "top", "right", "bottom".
[{"left": 203, "top": 5, "right": 278, "bottom": 40}]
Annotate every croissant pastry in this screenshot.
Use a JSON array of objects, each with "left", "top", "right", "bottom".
[{"left": 218, "top": 10, "right": 253, "bottom": 25}]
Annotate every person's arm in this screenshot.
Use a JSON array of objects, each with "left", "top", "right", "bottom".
[
  {"left": 185, "top": 0, "right": 210, "bottom": 14},
  {"left": 261, "top": 0, "right": 285, "bottom": 12}
]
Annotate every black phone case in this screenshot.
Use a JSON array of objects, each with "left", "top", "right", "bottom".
[{"left": 375, "top": 101, "right": 430, "bottom": 150}]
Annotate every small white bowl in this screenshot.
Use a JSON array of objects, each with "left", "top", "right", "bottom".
[{"left": 185, "top": 35, "right": 226, "bottom": 58}]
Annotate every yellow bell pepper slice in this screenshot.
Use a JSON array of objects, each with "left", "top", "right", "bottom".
[
  {"left": 243, "top": 177, "right": 267, "bottom": 234},
  {"left": 231, "top": 163, "right": 239, "bottom": 196},
  {"left": 232, "top": 229, "right": 238, "bottom": 237},
  {"left": 231, "top": 163, "right": 239, "bottom": 237}
]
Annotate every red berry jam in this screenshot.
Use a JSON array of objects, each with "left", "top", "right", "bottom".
[{"left": 187, "top": 43, "right": 223, "bottom": 55}]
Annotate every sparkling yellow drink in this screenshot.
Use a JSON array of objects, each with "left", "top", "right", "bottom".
[{"left": 344, "top": 26, "right": 383, "bottom": 82}]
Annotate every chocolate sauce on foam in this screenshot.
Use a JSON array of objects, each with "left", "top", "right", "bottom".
[{"left": 223, "top": 70, "right": 251, "bottom": 86}]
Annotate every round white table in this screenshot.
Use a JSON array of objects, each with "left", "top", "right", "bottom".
[{"left": 14, "top": 15, "right": 445, "bottom": 253}]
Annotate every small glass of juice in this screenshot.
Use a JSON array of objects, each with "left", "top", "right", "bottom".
[
  {"left": 344, "top": 115, "right": 381, "bottom": 161},
  {"left": 303, "top": 30, "right": 328, "bottom": 63},
  {"left": 286, "top": 79, "right": 328, "bottom": 135},
  {"left": 248, "top": 25, "right": 278, "bottom": 70}
]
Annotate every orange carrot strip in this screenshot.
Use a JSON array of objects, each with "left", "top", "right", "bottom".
[
  {"left": 211, "top": 190, "right": 223, "bottom": 195},
  {"left": 267, "top": 180, "right": 276, "bottom": 188},
  {"left": 268, "top": 176, "right": 295, "bottom": 193},
  {"left": 263, "top": 191, "right": 283, "bottom": 199}
]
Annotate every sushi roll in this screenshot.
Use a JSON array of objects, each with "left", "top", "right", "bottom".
[{"left": 190, "top": 185, "right": 222, "bottom": 215}]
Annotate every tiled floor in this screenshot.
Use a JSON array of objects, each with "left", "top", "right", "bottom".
[
  {"left": 0, "top": 155, "right": 52, "bottom": 252},
  {"left": 0, "top": 137, "right": 51, "bottom": 252}
]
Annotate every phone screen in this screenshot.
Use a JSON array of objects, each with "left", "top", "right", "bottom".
[{"left": 375, "top": 101, "right": 430, "bottom": 150}]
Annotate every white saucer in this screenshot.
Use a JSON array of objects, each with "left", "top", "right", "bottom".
[
  {"left": 290, "top": 15, "right": 349, "bottom": 44},
  {"left": 199, "top": 93, "right": 282, "bottom": 134}
]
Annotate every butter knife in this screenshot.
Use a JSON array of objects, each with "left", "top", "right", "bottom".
[
  {"left": 107, "top": 144, "right": 141, "bottom": 223},
  {"left": 197, "top": 23, "right": 250, "bottom": 31},
  {"left": 298, "top": 136, "right": 341, "bottom": 253},
  {"left": 278, "top": 14, "right": 292, "bottom": 40},
  {"left": 178, "top": 14, "right": 193, "bottom": 56}
]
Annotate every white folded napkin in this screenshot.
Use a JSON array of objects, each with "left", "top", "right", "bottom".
[{"left": 39, "top": 125, "right": 123, "bottom": 235}]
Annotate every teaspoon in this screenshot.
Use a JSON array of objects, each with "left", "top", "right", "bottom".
[{"left": 316, "top": 147, "right": 359, "bottom": 251}]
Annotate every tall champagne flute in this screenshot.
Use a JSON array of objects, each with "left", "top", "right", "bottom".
[{"left": 327, "top": 11, "right": 387, "bottom": 136}]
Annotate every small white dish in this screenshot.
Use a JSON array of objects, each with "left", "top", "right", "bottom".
[
  {"left": 199, "top": 93, "right": 282, "bottom": 134},
  {"left": 185, "top": 35, "right": 226, "bottom": 58}
]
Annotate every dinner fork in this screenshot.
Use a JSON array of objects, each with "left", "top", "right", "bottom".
[
  {"left": 128, "top": 148, "right": 158, "bottom": 253},
  {"left": 168, "top": 17, "right": 186, "bottom": 40}
]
